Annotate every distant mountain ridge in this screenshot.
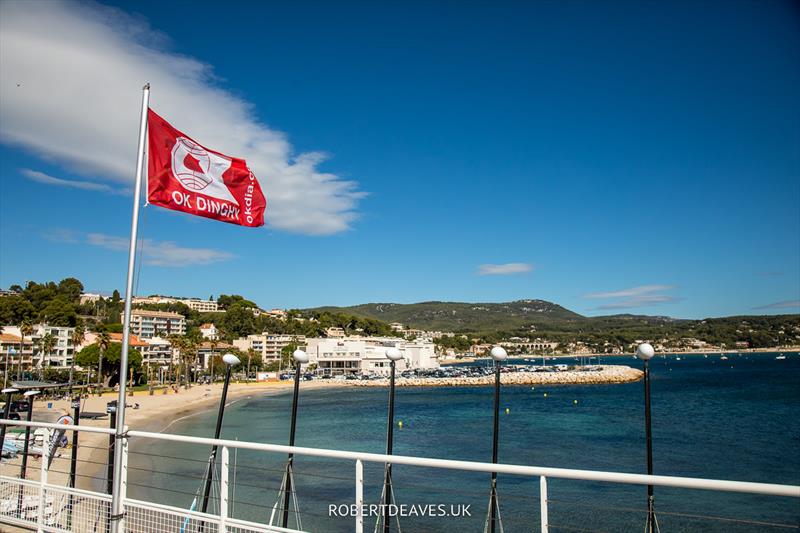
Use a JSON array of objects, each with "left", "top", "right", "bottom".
[{"left": 306, "top": 299, "right": 584, "bottom": 332}]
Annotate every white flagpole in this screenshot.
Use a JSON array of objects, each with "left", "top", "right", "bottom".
[{"left": 110, "top": 82, "right": 150, "bottom": 532}]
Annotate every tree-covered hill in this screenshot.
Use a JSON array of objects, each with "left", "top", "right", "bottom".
[{"left": 307, "top": 300, "right": 582, "bottom": 331}]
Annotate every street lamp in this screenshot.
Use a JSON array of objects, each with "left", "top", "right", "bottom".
[
  {"left": 380, "top": 347, "right": 403, "bottom": 533},
  {"left": 486, "top": 346, "right": 507, "bottom": 533},
  {"left": 199, "top": 353, "right": 240, "bottom": 515},
  {"left": 636, "top": 343, "right": 657, "bottom": 533},
  {"left": 280, "top": 348, "right": 308, "bottom": 529}
]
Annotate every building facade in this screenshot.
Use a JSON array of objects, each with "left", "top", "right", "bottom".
[
  {"left": 233, "top": 333, "right": 307, "bottom": 364},
  {"left": 305, "top": 337, "right": 439, "bottom": 376},
  {"left": 200, "top": 323, "right": 219, "bottom": 340},
  {"left": 1, "top": 325, "right": 76, "bottom": 369},
  {"left": 124, "top": 310, "right": 186, "bottom": 338},
  {"left": 182, "top": 299, "right": 220, "bottom": 312}
]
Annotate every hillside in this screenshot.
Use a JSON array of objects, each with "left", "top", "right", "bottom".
[{"left": 306, "top": 299, "right": 583, "bottom": 332}]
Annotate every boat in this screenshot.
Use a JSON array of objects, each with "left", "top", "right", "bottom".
[
  {"left": 720, "top": 356, "right": 729, "bottom": 360},
  {"left": 775, "top": 355, "right": 786, "bottom": 360}
]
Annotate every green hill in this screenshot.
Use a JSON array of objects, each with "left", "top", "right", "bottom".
[{"left": 306, "top": 299, "right": 583, "bottom": 332}]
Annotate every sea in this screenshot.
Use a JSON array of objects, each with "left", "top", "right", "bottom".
[{"left": 126, "top": 352, "right": 800, "bottom": 532}]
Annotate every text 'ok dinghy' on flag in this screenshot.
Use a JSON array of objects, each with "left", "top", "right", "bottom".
[{"left": 147, "top": 108, "right": 267, "bottom": 227}]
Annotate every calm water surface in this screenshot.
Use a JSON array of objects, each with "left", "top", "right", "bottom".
[{"left": 128, "top": 353, "right": 800, "bottom": 532}]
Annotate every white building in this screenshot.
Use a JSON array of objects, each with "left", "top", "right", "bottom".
[
  {"left": 132, "top": 295, "right": 179, "bottom": 306},
  {"left": 181, "top": 299, "right": 220, "bottom": 313},
  {"left": 142, "top": 336, "right": 174, "bottom": 365},
  {"left": 79, "top": 293, "right": 103, "bottom": 305},
  {"left": 2, "top": 324, "right": 77, "bottom": 369},
  {"left": 304, "top": 337, "right": 438, "bottom": 376},
  {"left": 200, "top": 323, "right": 219, "bottom": 340},
  {"left": 125, "top": 310, "right": 186, "bottom": 338},
  {"left": 233, "top": 333, "right": 306, "bottom": 364},
  {"left": 325, "top": 327, "right": 346, "bottom": 338}
]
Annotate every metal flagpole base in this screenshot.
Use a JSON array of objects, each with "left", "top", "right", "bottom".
[{"left": 269, "top": 460, "right": 302, "bottom": 530}]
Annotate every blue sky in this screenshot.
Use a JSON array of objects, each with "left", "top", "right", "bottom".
[{"left": 0, "top": 0, "right": 798, "bottom": 318}]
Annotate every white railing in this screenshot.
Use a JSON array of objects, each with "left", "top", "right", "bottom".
[{"left": 0, "top": 419, "right": 798, "bottom": 533}]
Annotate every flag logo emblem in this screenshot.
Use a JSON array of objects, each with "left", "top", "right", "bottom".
[{"left": 172, "top": 137, "right": 211, "bottom": 191}]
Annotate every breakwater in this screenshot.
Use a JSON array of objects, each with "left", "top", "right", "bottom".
[{"left": 349, "top": 365, "right": 643, "bottom": 387}]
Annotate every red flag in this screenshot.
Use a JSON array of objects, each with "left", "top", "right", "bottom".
[{"left": 147, "top": 109, "right": 266, "bottom": 227}]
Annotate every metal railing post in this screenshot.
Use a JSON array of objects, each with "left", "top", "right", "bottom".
[
  {"left": 219, "top": 446, "right": 229, "bottom": 533},
  {"left": 540, "top": 475, "right": 548, "bottom": 533},
  {"left": 38, "top": 428, "right": 50, "bottom": 533},
  {"left": 355, "top": 459, "right": 364, "bottom": 533}
]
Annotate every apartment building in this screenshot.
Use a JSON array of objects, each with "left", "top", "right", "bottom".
[
  {"left": 1, "top": 325, "right": 76, "bottom": 369},
  {"left": 182, "top": 299, "right": 220, "bottom": 312},
  {"left": 124, "top": 310, "right": 186, "bottom": 338},
  {"left": 232, "top": 333, "right": 306, "bottom": 364}
]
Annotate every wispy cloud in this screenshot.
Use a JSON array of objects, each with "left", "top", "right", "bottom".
[
  {"left": 42, "top": 228, "right": 81, "bottom": 244},
  {"left": 753, "top": 300, "right": 800, "bottom": 310},
  {"left": 584, "top": 285, "right": 680, "bottom": 310},
  {"left": 757, "top": 272, "right": 785, "bottom": 277},
  {"left": 22, "top": 168, "right": 129, "bottom": 195},
  {"left": 86, "top": 233, "right": 233, "bottom": 267},
  {"left": 0, "top": 1, "right": 362, "bottom": 235},
  {"left": 478, "top": 263, "right": 533, "bottom": 276},
  {"left": 584, "top": 285, "right": 675, "bottom": 299}
]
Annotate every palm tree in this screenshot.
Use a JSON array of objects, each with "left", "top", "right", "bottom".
[
  {"left": 182, "top": 337, "right": 198, "bottom": 390},
  {"left": 37, "top": 332, "right": 56, "bottom": 380},
  {"left": 97, "top": 331, "right": 111, "bottom": 394},
  {"left": 69, "top": 322, "right": 85, "bottom": 389},
  {"left": 246, "top": 348, "right": 257, "bottom": 383},
  {"left": 209, "top": 338, "right": 219, "bottom": 383},
  {"left": 19, "top": 320, "right": 33, "bottom": 381},
  {"left": 168, "top": 334, "right": 187, "bottom": 389}
]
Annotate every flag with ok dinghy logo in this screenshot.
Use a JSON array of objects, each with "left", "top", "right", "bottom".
[{"left": 147, "top": 108, "right": 266, "bottom": 227}]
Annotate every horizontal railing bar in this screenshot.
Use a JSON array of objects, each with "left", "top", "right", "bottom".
[
  {"left": 127, "top": 428, "right": 800, "bottom": 498},
  {"left": 2, "top": 419, "right": 797, "bottom": 499}
]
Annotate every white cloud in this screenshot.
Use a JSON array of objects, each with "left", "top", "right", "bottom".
[
  {"left": 584, "top": 285, "right": 675, "bottom": 299},
  {"left": 753, "top": 300, "right": 800, "bottom": 310},
  {"left": 86, "top": 232, "right": 233, "bottom": 267},
  {"left": 477, "top": 263, "right": 533, "bottom": 276},
  {"left": 0, "top": 1, "right": 362, "bottom": 235},
  {"left": 22, "top": 168, "right": 128, "bottom": 195},
  {"left": 584, "top": 285, "right": 680, "bottom": 310}
]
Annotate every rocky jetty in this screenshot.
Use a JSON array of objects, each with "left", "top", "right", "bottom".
[{"left": 349, "top": 365, "right": 642, "bottom": 388}]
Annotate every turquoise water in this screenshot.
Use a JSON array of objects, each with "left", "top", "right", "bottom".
[{"left": 127, "top": 353, "right": 800, "bottom": 532}]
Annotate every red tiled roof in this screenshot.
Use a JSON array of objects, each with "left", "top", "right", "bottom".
[{"left": 108, "top": 332, "right": 148, "bottom": 347}]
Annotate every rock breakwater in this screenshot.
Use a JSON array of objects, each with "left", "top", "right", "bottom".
[{"left": 349, "top": 365, "right": 643, "bottom": 387}]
